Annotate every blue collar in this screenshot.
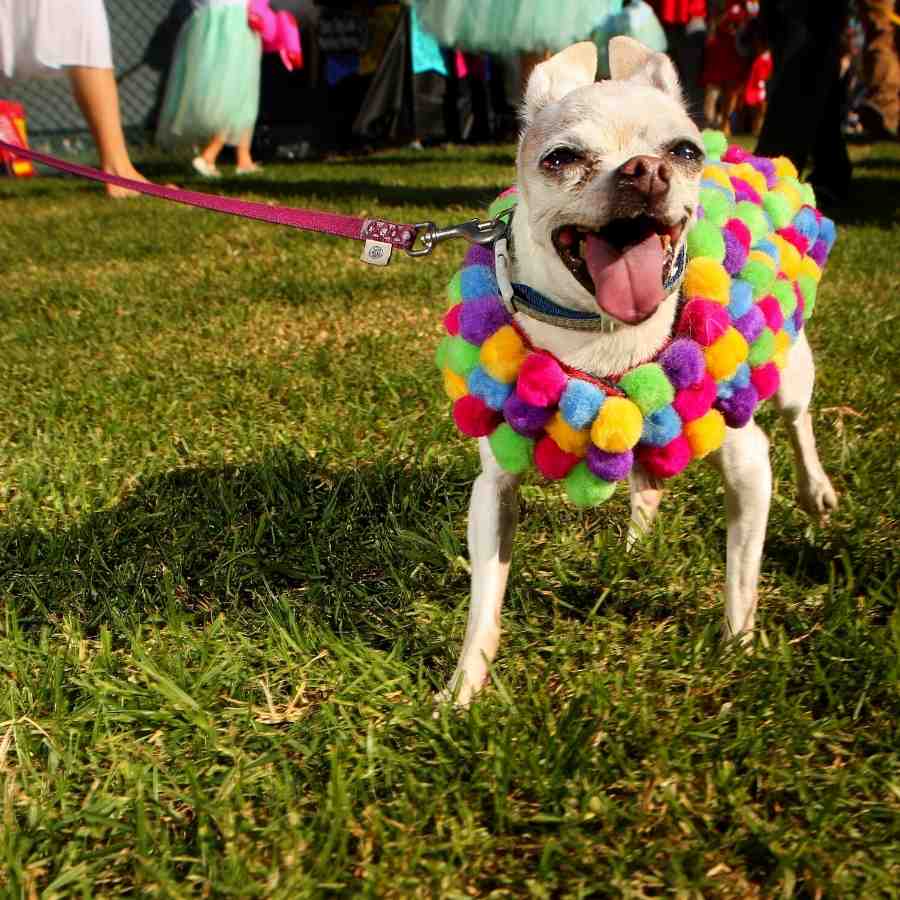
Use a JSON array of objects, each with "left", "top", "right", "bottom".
[{"left": 508, "top": 243, "right": 687, "bottom": 332}]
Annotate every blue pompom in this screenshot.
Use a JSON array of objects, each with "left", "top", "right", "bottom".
[
  {"left": 468, "top": 366, "right": 513, "bottom": 410},
  {"left": 792, "top": 207, "right": 819, "bottom": 245},
  {"left": 559, "top": 379, "right": 605, "bottom": 429},
  {"left": 727, "top": 279, "right": 754, "bottom": 319},
  {"left": 640, "top": 405, "right": 682, "bottom": 447},
  {"left": 818, "top": 216, "right": 836, "bottom": 251},
  {"left": 783, "top": 316, "right": 798, "bottom": 339},
  {"left": 755, "top": 238, "right": 780, "bottom": 266},
  {"left": 460, "top": 265, "right": 497, "bottom": 301},
  {"left": 731, "top": 363, "right": 751, "bottom": 389}
]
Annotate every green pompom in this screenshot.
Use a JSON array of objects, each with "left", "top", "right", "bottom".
[
  {"left": 686, "top": 218, "right": 726, "bottom": 263},
  {"left": 740, "top": 259, "right": 776, "bottom": 299},
  {"left": 619, "top": 363, "right": 674, "bottom": 415},
  {"left": 747, "top": 328, "right": 775, "bottom": 366},
  {"left": 799, "top": 182, "right": 816, "bottom": 207},
  {"left": 487, "top": 191, "right": 519, "bottom": 220},
  {"left": 445, "top": 336, "right": 481, "bottom": 377},
  {"left": 435, "top": 336, "right": 452, "bottom": 370},
  {"left": 702, "top": 129, "right": 728, "bottom": 161},
  {"left": 564, "top": 462, "right": 616, "bottom": 508},
  {"left": 762, "top": 192, "right": 792, "bottom": 230},
  {"left": 772, "top": 279, "right": 797, "bottom": 318},
  {"left": 798, "top": 274, "right": 817, "bottom": 319},
  {"left": 447, "top": 271, "right": 463, "bottom": 302},
  {"left": 699, "top": 188, "right": 731, "bottom": 227},
  {"left": 733, "top": 201, "right": 770, "bottom": 243},
  {"left": 489, "top": 424, "right": 533, "bottom": 474}
]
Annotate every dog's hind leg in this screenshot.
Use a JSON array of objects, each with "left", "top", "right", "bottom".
[
  {"left": 626, "top": 467, "right": 663, "bottom": 550},
  {"left": 773, "top": 331, "right": 838, "bottom": 520},
  {"left": 439, "top": 439, "right": 520, "bottom": 707},
  {"left": 708, "top": 422, "right": 772, "bottom": 640}
]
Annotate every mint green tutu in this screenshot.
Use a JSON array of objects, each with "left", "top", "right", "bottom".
[
  {"left": 157, "top": 2, "right": 261, "bottom": 147},
  {"left": 414, "top": 0, "right": 618, "bottom": 54}
]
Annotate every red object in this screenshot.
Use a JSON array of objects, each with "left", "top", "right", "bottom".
[
  {"left": 650, "top": 0, "right": 707, "bottom": 24},
  {"left": 248, "top": 0, "right": 302, "bottom": 70},
  {"left": 744, "top": 50, "right": 772, "bottom": 106},
  {"left": 534, "top": 436, "right": 580, "bottom": 480},
  {"left": 443, "top": 303, "right": 462, "bottom": 335},
  {"left": 516, "top": 353, "right": 568, "bottom": 407},
  {"left": 0, "top": 101, "right": 35, "bottom": 177},
  {"left": 750, "top": 362, "right": 780, "bottom": 401},
  {"left": 453, "top": 395, "right": 500, "bottom": 437},
  {"left": 636, "top": 435, "right": 693, "bottom": 478},
  {"left": 702, "top": 3, "right": 752, "bottom": 86}
]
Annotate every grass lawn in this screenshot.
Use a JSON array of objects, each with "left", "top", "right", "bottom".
[{"left": 1, "top": 139, "right": 898, "bottom": 898}]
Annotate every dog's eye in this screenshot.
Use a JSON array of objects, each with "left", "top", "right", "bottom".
[
  {"left": 669, "top": 141, "right": 703, "bottom": 162},
  {"left": 540, "top": 147, "right": 584, "bottom": 171}
]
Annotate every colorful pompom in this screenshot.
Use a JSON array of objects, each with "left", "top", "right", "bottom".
[
  {"left": 716, "top": 384, "right": 759, "bottom": 428},
  {"left": 565, "top": 462, "right": 616, "bottom": 508},
  {"left": 463, "top": 243, "right": 494, "bottom": 269},
  {"left": 641, "top": 405, "right": 683, "bottom": 447},
  {"left": 704, "top": 327, "right": 748, "bottom": 381},
  {"left": 683, "top": 257, "right": 730, "bottom": 304},
  {"left": 699, "top": 187, "right": 732, "bottom": 226},
  {"left": 460, "top": 265, "right": 497, "bottom": 301},
  {"left": 757, "top": 295, "right": 784, "bottom": 333},
  {"left": 771, "top": 278, "right": 797, "bottom": 319},
  {"left": 503, "top": 392, "right": 553, "bottom": 437},
  {"left": 747, "top": 327, "right": 775, "bottom": 366},
  {"left": 516, "top": 353, "right": 567, "bottom": 407},
  {"left": 453, "top": 395, "right": 500, "bottom": 437},
  {"left": 619, "top": 363, "right": 675, "bottom": 415},
  {"left": 636, "top": 436, "right": 692, "bottom": 479},
  {"left": 751, "top": 361, "right": 780, "bottom": 400},
  {"left": 734, "top": 305, "right": 765, "bottom": 344},
  {"left": 489, "top": 423, "right": 533, "bottom": 473},
  {"left": 687, "top": 218, "right": 726, "bottom": 263},
  {"left": 676, "top": 298, "right": 730, "bottom": 346},
  {"left": 586, "top": 445, "right": 633, "bottom": 482},
  {"left": 739, "top": 258, "right": 776, "bottom": 299},
  {"left": 467, "top": 366, "right": 513, "bottom": 411},
  {"left": 672, "top": 372, "right": 716, "bottom": 422},
  {"left": 546, "top": 412, "right": 590, "bottom": 457},
  {"left": 534, "top": 435, "right": 580, "bottom": 480},
  {"left": 772, "top": 156, "right": 799, "bottom": 179},
  {"left": 591, "top": 396, "right": 644, "bottom": 453},
  {"left": 480, "top": 325, "right": 527, "bottom": 383},
  {"left": 684, "top": 409, "right": 726, "bottom": 458},
  {"left": 559, "top": 379, "right": 605, "bottom": 429},
  {"left": 659, "top": 338, "right": 706, "bottom": 389},
  {"left": 762, "top": 191, "right": 793, "bottom": 229},
  {"left": 446, "top": 336, "right": 481, "bottom": 377},
  {"left": 459, "top": 296, "right": 510, "bottom": 344},
  {"left": 443, "top": 368, "right": 468, "bottom": 401},
  {"left": 702, "top": 129, "right": 728, "bottom": 160},
  {"left": 727, "top": 279, "right": 754, "bottom": 319},
  {"left": 444, "top": 303, "right": 462, "bottom": 336}
]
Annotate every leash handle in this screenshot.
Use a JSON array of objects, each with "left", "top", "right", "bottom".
[{"left": 0, "top": 139, "right": 418, "bottom": 250}]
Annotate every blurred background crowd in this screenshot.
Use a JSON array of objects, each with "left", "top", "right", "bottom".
[{"left": 1, "top": 0, "right": 897, "bottom": 206}]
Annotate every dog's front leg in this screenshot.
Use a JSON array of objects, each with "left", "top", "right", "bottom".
[
  {"left": 626, "top": 467, "right": 663, "bottom": 549},
  {"left": 707, "top": 422, "right": 772, "bottom": 640},
  {"left": 439, "top": 439, "right": 520, "bottom": 707}
]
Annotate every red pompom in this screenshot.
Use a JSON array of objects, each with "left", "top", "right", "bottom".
[
  {"left": 453, "top": 395, "right": 500, "bottom": 437},
  {"left": 515, "top": 352, "right": 568, "bottom": 407},
  {"left": 676, "top": 299, "right": 731, "bottom": 347},
  {"left": 751, "top": 362, "right": 780, "bottom": 401},
  {"left": 636, "top": 435, "right": 693, "bottom": 479},
  {"left": 443, "top": 303, "right": 462, "bottom": 336},
  {"left": 757, "top": 295, "right": 784, "bottom": 333},
  {"left": 777, "top": 226, "right": 809, "bottom": 256},
  {"left": 534, "top": 435, "right": 580, "bottom": 480},
  {"left": 724, "top": 217, "right": 752, "bottom": 249},
  {"left": 672, "top": 372, "right": 716, "bottom": 422}
]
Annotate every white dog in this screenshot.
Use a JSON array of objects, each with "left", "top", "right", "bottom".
[{"left": 441, "top": 38, "right": 838, "bottom": 706}]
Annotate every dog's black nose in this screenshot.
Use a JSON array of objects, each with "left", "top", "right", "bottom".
[{"left": 617, "top": 155, "right": 672, "bottom": 199}]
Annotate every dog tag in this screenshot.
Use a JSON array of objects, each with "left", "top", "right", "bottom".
[
  {"left": 494, "top": 237, "right": 514, "bottom": 305},
  {"left": 360, "top": 239, "right": 392, "bottom": 266}
]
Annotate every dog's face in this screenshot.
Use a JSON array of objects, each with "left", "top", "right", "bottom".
[{"left": 515, "top": 39, "right": 704, "bottom": 327}]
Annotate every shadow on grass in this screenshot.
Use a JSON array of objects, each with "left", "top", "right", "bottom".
[{"left": 831, "top": 174, "right": 900, "bottom": 228}]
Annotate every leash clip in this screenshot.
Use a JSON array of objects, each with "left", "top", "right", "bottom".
[{"left": 407, "top": 210, "right": 511, "bottom": 257}]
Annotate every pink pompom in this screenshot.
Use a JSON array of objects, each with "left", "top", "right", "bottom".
[
  {"left": 676, "top": 299, "right": 731, "bottom": 347},
  {"left": 723, "top": 145, "right": 749, "bottom": 164},
  {"left": 534, "top": 435, "right": 580, "bottom": 480},
  {"left": 636, "top": 435, "right": 692, "bottom": 479},
  {"left": 672, "top": 372, "right": 716, "bottom": 422},
  {"left": 444, "top": 303, "right": 462, "bottom": 336},
  {"left": 724, "top": 217, "right": 752, "bottom": 249},
  {"left": 777, "top": 226, "right": 809, "bottom": 256},
  {"left": 453, "top": 395, "right": 500, "bottom": 437},
  {"left": 793, "top": 282, "right": 805, "bottom": 317},
  {"left": 730, "top": 177, "right": 761, "bottom": 205},
  {"left": 751, "top": 362, "right": 780, "bottom": 401},
  {"left": 515, "top": 352, "right": 568, "bottom": 407},
  {"left": 757, "top": 295, "right": 784, "bottom": 333}
]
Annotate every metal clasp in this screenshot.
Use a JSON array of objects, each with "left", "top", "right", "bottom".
[{"left": 407, "top": 210, "right": 511, "bottom": 257}]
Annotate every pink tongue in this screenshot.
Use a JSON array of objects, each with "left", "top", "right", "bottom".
[{"left": 583, "top": 232, "right": 666, "bottom": 324}]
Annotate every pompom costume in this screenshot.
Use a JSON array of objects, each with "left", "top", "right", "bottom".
[{"left": 436, "top": 131, "right": 836, "bottom": 507}]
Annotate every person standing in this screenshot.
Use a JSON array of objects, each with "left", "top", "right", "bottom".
[{"left": 857, "top": 0, "right": 900, "bottom": 140}]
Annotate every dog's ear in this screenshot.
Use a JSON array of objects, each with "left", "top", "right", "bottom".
[
  {"left": 608, "top": 36, "right": 681, "bottom": 100},
  {"left": 522, "top": 42, "right": 598, "bottom": 124}
]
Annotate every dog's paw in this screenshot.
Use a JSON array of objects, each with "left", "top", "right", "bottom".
[
  {"left": 798, "top": 475, "right": 838, "bottom": 521},
  {"left": 433, "top": 674, "right": 481, "bottom": 712}
]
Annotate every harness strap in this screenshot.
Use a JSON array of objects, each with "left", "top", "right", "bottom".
[{"left": 0, "top": 139, "right": 418, "bottom": 250}]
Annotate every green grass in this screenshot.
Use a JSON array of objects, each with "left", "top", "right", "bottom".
[{"left": 1, "top": 141, "right": 898, "bottom": 898}]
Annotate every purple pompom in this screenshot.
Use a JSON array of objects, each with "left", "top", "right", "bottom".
[
  {"left": 792, "top": 305, "right": 804, "bottom": 333},
  {"left": 747, "top": 155, "right": 777, "bottom": 189},
  {"left": 586, "top": 446, "right": 634, "bottom": 482},
  {"left": 734, "top": 305, "right": 765, "bottom": 344},
  {"left": 731, "top": 178, "right": 762, "bottom": 205},
  {"left": 659, "top": 338, "right": 705, "bottom": 389},
  {"left": 503, "top": 393, "right": 554, "bottom": 437},
  {"left": 715, "top": 384, "right": 759, "bottom": 428},
  {"left": 464, "top": 244, "right": 494, "bottom": 269},
  {"left": 459, "top": 296, "right": 511, "bottom": 344},
  {"left": 809, "top": 238, "right": 828, "bottom": 267},
  {"left": 723, "top": 229, "right": 749, "bottom": 275}
]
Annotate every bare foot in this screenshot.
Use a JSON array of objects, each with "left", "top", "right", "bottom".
[{"left": 103, "top": 163, "right": 174, "bottom": 199}]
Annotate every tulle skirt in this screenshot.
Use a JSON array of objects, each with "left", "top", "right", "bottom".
[
  {"left": 157, "top": 2, "right": 261, "bottom": 147},
  {"left": 414, "top": 0, "right": 617, "bottom": 54}
]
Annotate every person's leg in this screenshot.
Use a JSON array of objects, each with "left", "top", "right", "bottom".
[
  {"left": 66, "top": 65, "right": 150, "bottom": 197},
  {"left": 235, "top": 130, "right": 258, "bottom": 171},
  {"left": 199, "top": 133, "right": 226, "bottom": 167},
  {"left": 858, "top": 0, "right": 900, "bottom": 136}
]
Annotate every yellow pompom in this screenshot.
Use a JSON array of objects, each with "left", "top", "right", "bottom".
[
  {"left": 732, "top": 163, "right": 768, "bottom": 197},
  {"left": 771, "top": 234, "right": 802, "bottom": 280},
  {"left": 799, "top": 255, "right": 822, "bottom": 283},
  {"left": 747, "top": 249, "right": 776, "bottom": 271},
  {"left": 683, "top": 257, "right": 730, "bottom": 304},
  {"left": 590, "top": 396, "right": 643, "bottom": 453},
  {"left": 443, "top": 368, "right": 468, "bottom": 401},
  {"left": 774, "top": 180, "right": 802, "bottom": 213},
  {"left": 546, "top": 412, "right": 590, "bottom": 457},
  {"left": 772, "top": 156, "right": 799, "bottom": 179},
  {"left": 704, "top": 327, "right": 749, "bottom": 381},
  {"left": 702, "top": 165, "right": 734, "bottom": 194},
  {"left": 772, "top": 329, "right": 792, "bottom": 369},
  {"left": 684, "top": 409, "right": 726, "bottom": 458},
  {"left": 480, "top": 325, "right": 527, "bottom": 383}
]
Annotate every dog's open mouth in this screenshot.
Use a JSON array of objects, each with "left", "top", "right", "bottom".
[{"left": 552, "top": 215, "right": 686, "bottom": 325}]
